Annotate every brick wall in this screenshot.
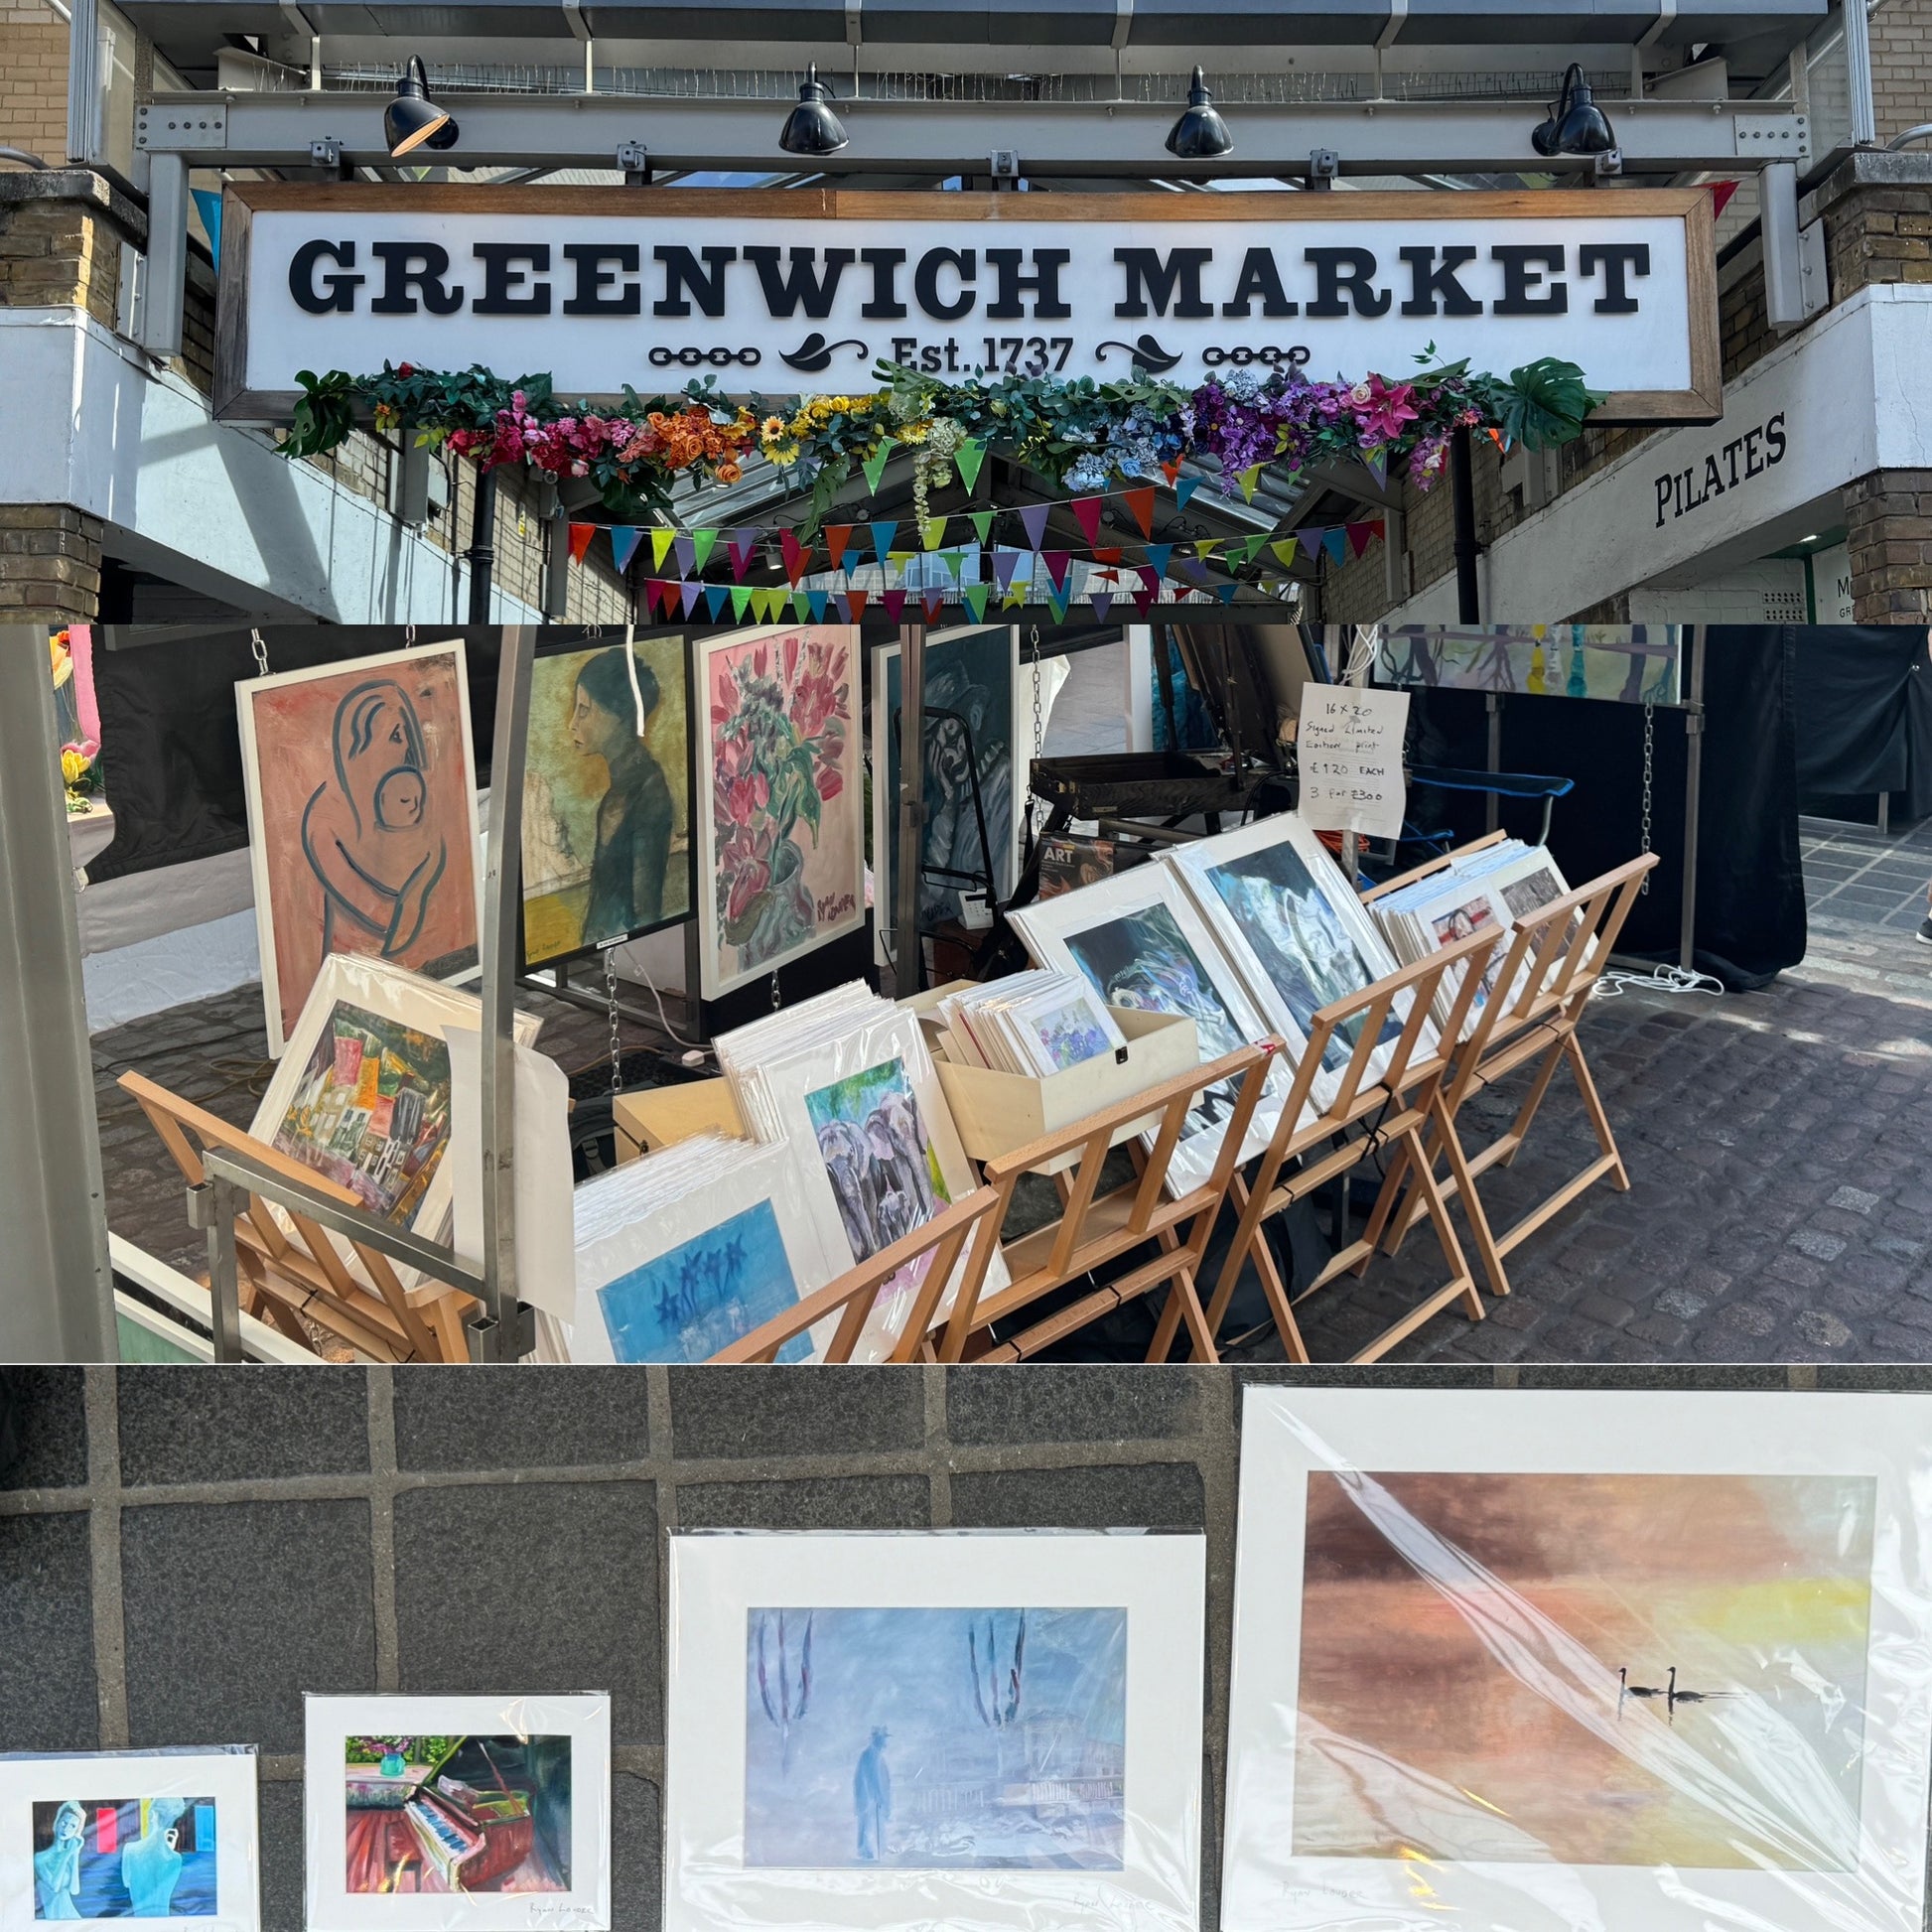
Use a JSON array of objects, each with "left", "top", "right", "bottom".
[
  {"left": 1869, "top": 0, "right": 1932, "bottom": 147},
  {"left": 0, "top": 171, "right": 129, "bottom": 325},
  {"left": 0, "top": 0, "right": 68, "bottom": 167},
  {"left": 0, "top": 1363, "right": 1914, "bottom": 1932},
  {"left": 0, "top": 505, "right": 104, "bottom": 621}
]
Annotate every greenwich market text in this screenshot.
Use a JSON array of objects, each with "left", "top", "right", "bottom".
[{"left": 288, "top": 237, "right": 1657, "bottom": 358}]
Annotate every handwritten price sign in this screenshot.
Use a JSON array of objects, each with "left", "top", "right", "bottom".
[{"left": 1298, "top": 685, "right": 1410, "bottom": 840}]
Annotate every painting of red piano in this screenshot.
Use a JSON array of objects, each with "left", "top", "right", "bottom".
[{"left": 343, "top": 1736, "right": 571, "bottom": 1894}]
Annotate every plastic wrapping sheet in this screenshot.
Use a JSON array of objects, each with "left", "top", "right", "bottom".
[
  {"left": 567, "top": 1133, "right": 844, "bottom": 1362},
  {"left": 1222, "top": 1388, "right": 1932, "bottom": 1932},
  {"left": 1009, "top": 863, "right": 1288, "bottom": 1188},
  {"left": 1, "top": 1747, "right": 261, "bottom": 1927},
  {"left": 663, "top": 1530, "right": 1205, "bottom": 1932},
  {"left": 303, "top": 1694, "right": 611, "bottom": 1932},
  {"left": 738, "top": 1001, "right": 1009, "bottom": 1357}
]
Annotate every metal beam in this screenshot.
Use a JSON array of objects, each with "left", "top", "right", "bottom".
[
  {"left": 141, "top": 151, "right": 188, "bottom": 358},
  {"left": 136, "top": 89, "right": 1807, "bottom": 176},
  {"left": 0, "top": 627, "right": 116, "bottom": 1363}
]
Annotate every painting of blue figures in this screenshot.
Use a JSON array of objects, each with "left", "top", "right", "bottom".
[
  {"left": 741, "top": 1606, "right": 1127, "bottom": 1870},
  {"left": 32, "top": 1797, "right": 217, "bottom": 1919},
  {"left": 596, "top": 1197, "right": 810, "bottom": 1362},
  {"left": 1028, "top": 999, "right": 1113, "bottom": 1072}
]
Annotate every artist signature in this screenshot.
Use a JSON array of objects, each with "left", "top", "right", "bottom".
[{"left": 817, "top": 891, "right": 857, "bottom": 921}]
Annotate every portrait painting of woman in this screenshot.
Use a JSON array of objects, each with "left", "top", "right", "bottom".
[
  {"left": 238, "top": 643, "right": 483, "bottom": 1056},
  {"left": 519, "top": 636, "right": 692, "bottom": 966}
]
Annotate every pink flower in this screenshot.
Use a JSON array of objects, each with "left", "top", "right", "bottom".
[{"left": 1353, "top": 376, "right": 1420, "bottom": 446}]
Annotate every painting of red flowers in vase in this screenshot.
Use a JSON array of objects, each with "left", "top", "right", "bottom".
[{"left": 699, "top": 625, "right": 864, "bottom": 996}]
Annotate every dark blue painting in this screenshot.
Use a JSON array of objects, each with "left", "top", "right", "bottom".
[
  {"left": 742, "top": 1606, "right": 1127, "bottom": 1870},
  {"left": 596, "top": 1197, "right": 810, "bottom": 1363},
  {"left": 32, "top": 1798, "right": 217, "bottom": 1919}
]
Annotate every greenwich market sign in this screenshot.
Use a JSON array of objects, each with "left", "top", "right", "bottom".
[{"left": 213, "top": 185, "right": 1722, "bottom": 426}]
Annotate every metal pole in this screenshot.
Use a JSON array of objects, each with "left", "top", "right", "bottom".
[
  {"left": 1484, "top": 692, "right": 1504, "bottom": 834},
  {"left": 895, "top": 620, "right": 926, "bottom": 996},
  {"left": 467, "top": 466, "right": 499, "bottom": 623},
  {"left": 139, "top": 152, "right": 188, "bottom": 359},
  {"left": 478, "top": 625, "right": 537, "bottom": 1360},
  {"left": 1679, "top": 628, "right": 1708, "bottom": 972},
  {"left": 1450, "top": 427, "right": 1481, "bottom": 624},
  {"left": 1844, "top": 0, "right": 1876, "bottom": 146},
  {"left": 202, "top": 1174, "right": 244, "bottom": 1363},
  {"left": 0, "top": 626, "right": 116, "bottom": 1360}
]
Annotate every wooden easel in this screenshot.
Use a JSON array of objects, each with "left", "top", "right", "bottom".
[
  {"left": 710, "top": 1185, "right": 1006, "bottom": 1362},
  {"left": 1368, "top": 851, "right": 1658, "bottom": 1299},
  {"left": 935, "top": 1041, "right": 1274, "bottom": 1364},
  {"left": 1202, "top": 928, "right": 1502, "bottom": 1363},
  {"left": 119, "top": 1070, "right": 478, "bottom": 1362}
]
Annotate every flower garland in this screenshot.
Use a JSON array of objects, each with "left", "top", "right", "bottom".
[{"left": 281, "top": 351, "right": 1603, "bottom": 530}]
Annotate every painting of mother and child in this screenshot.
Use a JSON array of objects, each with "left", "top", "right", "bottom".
[
  {"left": 742, "top": 1606, "right": 1128, "bottom": 1870},
  {"left": 342, "top": 1735, "right": 572, "bottom": 1896},
  {"left": 32, "top": 1796, "right": 216, "bottom": 1919}
]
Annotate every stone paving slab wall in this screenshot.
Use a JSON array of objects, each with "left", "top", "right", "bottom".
[{"left": 3, "top": 1364, "right": 1927, "bottom": 1930}]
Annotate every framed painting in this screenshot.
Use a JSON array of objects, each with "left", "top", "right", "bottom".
[
  {"left": 1377, "top": 624, "right": 1683, "bottom": 706},
  {"left": 696, "top": 625, "right": 864, "bottom": 1000},
  {"left": 664, "top": 1529, "right": 1206, "bottom": 1932},
  {"left": 1169, "top": 814, "right": 1425, "bottom": 1112},
  {"left": 1010, "top": 865, "right": 1288, "bottom": 1186},
  {"left": 0, "top": 1746, "right": 261, "bottom": 1928},
  {"left": 236, "top": 641, "right": 483, "bottom": 1058},
  {"left": 519, "top": 633, "right": 695, "bottom": 970},
  {"left": 247, "top": 955, "right": 540, "bottom": 1271},
  {"left": 1223, "top": 1387, "right": 1932, "bottom": 1932},
  {"left": 870, "top": 626, "right": 1023, "bottom": 969},
  {"left": 303, "top": 1694, "right": 611, "bottom": 1932}
]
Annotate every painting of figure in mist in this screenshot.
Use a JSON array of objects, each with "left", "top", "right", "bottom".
[
  {"left": 1293, "top": 1471, "right": 1876, "bottom": 1870},
  {"left": 741, "top": 1606, "right": 1127, "bottom": 1869}
]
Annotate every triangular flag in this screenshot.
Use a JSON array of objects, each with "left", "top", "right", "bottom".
[
  {"left": 953, "top": 439, "right": 986, "bottom": 491},
  {"left": 1176, "top": 557, "right": 1209, "bottom": 586},
  {"left": 731, "top": 585, "right": 753, "bottom": 621},
  {"left": 922, "top": 589, "right": 946, "bottom": 622},
  {"left": 1215, "top": 582, "right": 1238, "bottom": 605},
  {"left": 1195, "top": 539, "right": 1220, "bottom": 567},
  {"left": 728, "top": 532, "right": 759, "bottom": 581},
  {"left": 1347, "top": 521, "right": 1377, "bottom": 559},
  {"left": 870, "top": 521, "right": 898, "bottom": 565},
  {"left": 1092, "top": 546, "right": 1123, "bottom": 567},
  {"left": 1271, "top": 537, "right": 1300, "bottom": 571},
  {"left": 1174, "top": 477, "right": 1199, "bottom": 510},
  {"left": 1003, "top": 585, "right": 1027, "bottom": 610},
  {"left": 921, "top": 515, "right": 947, "bottom": 552},
  {"left": 1046, "top": 587, "right": 1070, "bottom": 622},
  {"left": 1238, "top": 464, "right": 1264, "bottom": 503},
  {"left": 1123, "top": 486, "right": 1156, "bottom": 538},
  {"left": 748, "top": 588, "right": 771, "bottom": 621},
  {"left": 1361, "top": 445, "right": 1389, "bottom": 489},
  {"left": 567, "top": 522, "right": 596, "bottom": 564},
  {"left": 824, "top": 524, "right": 855, "bottom": 572},
  {"left": 1161, "top": 459, "right": 1182, "bottom": 485},
  {"left": 1133, "top": 569, "right": 1160, "bottom": 616},
  {"left": 681, "top": 580, "right": 702, "bottom": 618},
  {"left": 1071, "top": 497, "right": 1104, "bottom": 545},
  {"left": 1090, "top": 592, "right": 1114, "bottom": 622},
  {"left": 792, "top": 590, "right": 812, "bottom": 622},
  {"left": 653, "top": 579, "right": 679, "bottom": 619},
  {"left": 993, "top": 547, "right": 1024, "bottom": 594},
  {"left": 939, "top": 547, "right": 966, "bottom": 584},
  {"left": 609, "top": 527, "right": 644, "bottom": 574},
  {"left": 1042, "top": 550, "right": 1072, "bottom": 592},
  {"left": 968, "top": 509, "right": 995, "bottom": 546},
  {"left": 649, "top": 527, "right": 676, "bottom": 571},
  {"left": 843, "top": 590, "right": 870, "bottom": 621},
  {"left": 1322, "top": 528, "right": 1349, "bottom": 566},
  {"left": 706, "top": 585, "right": 732, "bottom": 620},
  {"left": 1145, "top": 543, "right": 1173, "bottom": 578},
  {"left": 690, "top": 528, "right": 719, "bottom": 572},
  {"left": 882, "top": 589, "right": 907, "bottom": 622},
  {"left": 781, "top": 529, "right": 812, "bottom": 587},
  {"left": 862, "top": 438, "right": 895, "bottom": 493},
  {"left": 961, "top": 583, "right": 990, "bottom": 621},
  {"left": 1019, "top": 502, "right": 1050, "bottom": 551},
  {"left": 674, "top": 534, "right": 696, "bottom": 576},
  {"left": 807, "top": 589, "right": 829, "bottom": 621}
]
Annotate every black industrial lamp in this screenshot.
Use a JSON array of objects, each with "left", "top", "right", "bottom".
[
  {"left": 1530, "top": 64, "right": 1617, "bottom": 158},
  {"left": 1166, "top": 67, "right": 1233, "bottom": 160},
  {"left": 779, "top": 66, "right": 850, "bottom": 156},
  {"left": 384, "top": 57, "right": 459, "bottom": 159}
]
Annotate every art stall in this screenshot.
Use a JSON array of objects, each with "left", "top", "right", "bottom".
[
  {"left": 56, "top": 605, "right": 1668, "bottom": 1370},
  {"left": 9, "top": 1387, "right": 1932, "bottom": 1932}
]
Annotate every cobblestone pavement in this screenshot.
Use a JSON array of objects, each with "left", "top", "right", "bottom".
[{"left": 92, "top": 817, "right": 1932, "bottom": 1364}]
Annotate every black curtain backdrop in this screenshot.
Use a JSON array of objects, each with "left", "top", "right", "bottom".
[
  {"left": 86, "top": 628, "right": 514, "bottom": 882},
  {"left": 1404, "top": 626, "right": 1805, "bottom": 991},
  {"left": 1791, "top": 625, "right": 1932, "bottom": 822}
]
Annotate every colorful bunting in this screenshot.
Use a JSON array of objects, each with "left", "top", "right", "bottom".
[
  {"left": 968, "top": 509, "right": 995, "bottom": 546},
  {"left": 705, "top": 584, "right": 732, "bottom": 620},
  {"left": 921, "top": 515, "right": 947, "bottom": 552},
  {"left": 567, "top": 523, "right": 596, "bottom": 564},
  {"left": 1019, "top": 502, "right": 1050, "bottom": 551},
  {"left": 609, "top": 527, "right": 644, "bottom": 575},
  {"left": 882, "top": 589, "right": 907, "bottom": 622},
  {"left": 862, "top": 438, "right": 895, "bottom": 493},
  {"left": 690, "top": 528, "right": 719, "bottom": 572},
  {"left": 824, "top": 524, "right": 855, "bottom": 572},
  {"left": 1145, "top": 543, "right": 1173, "bottom": 579},
  {"left": 731, "top": 585, "right": 753, "bottom": 621},
  {"left": 962, "top": 583, "right": 991, "bottom": 621},
  {"left": 1346, "top": 520, "right": 1378, "bottom": 558},
  {"left": 673, "top": 534, "right": 695, "bottom": 576},
  {"left": 1321, "top": 528, "right": 1349, "bottom": 566},
  {"left": 1237, "top": 464, "right": 1264, "bottom": 503},
  {"left": 953, "top": 439, "right": 987, "bottom": 491},
  {"left": 993, "top": 547, "right": 1024, "bottom": 594},
  {"left": 1090, "top": 592, "right": 1113, "bottom": 622},
  {"left": 649, "top": 527, "right": 676, "bottom": 571},
  {"left": 870, "top": 521, "right": 898, "bottom": 565},
  {"left": 1042, "top": 550, "right": 1072, "bottom": 592},
  {"left": 1271, "top": 537, "right": 1300, "bottom": 571},
  {"left": 1071, "top": 496, "right": 1104, "bottom": 545},
  {"left": 1122, "top": 486, "right": 1156, "bottom": 538},
  {"left": 1174, "top": 477, "right": 1200, "bottom": 510}
]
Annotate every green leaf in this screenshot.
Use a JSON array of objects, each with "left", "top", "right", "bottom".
[{"left": 1497, "top": 357, "right": 1607, "bottom": 452}]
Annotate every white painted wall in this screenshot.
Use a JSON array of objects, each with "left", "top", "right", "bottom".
[
  {"left": 1384, "top": 284, "right": 1932, "bottom": 624},
  {"left": 1627, "top": 558, "right": 1808, "bottom": 625},
  {"left": 0, "top": 307, "right": 542, "bottom": 622}
]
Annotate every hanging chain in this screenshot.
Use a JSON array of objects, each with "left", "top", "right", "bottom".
[
  {"left": 249, "top": 630, "right": 269, "bottom": 676},
  {"left": 406, "top": 622, "right": 418, "bottom": 647},
  {"left": 1027, "top": 622, "right": 1046, "bottom": 840},
  {"left": 1638, "top": 700, "right": 1655, "bottom": 896},
  {"left": 603, "top": 946, "right": 623, "bottom": 1098},
  {"left": 769, "top": 970, "right": 782, "bottom": 1012}
]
